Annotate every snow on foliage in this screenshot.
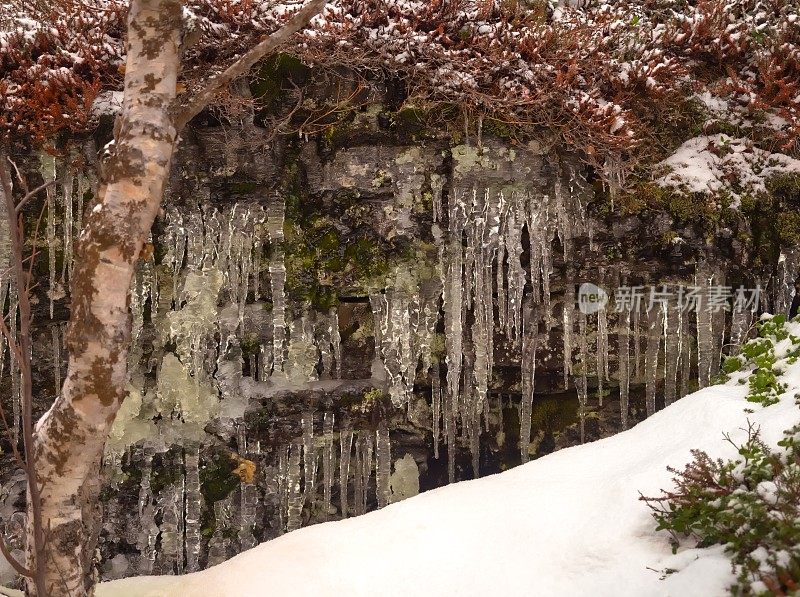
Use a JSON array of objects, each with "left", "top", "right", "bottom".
[
  {"left": 1, "top": 0, "right": 799, "bottom": 169},
  {"left": 656, "top": 134, "right": 800, "bottom": 205}
]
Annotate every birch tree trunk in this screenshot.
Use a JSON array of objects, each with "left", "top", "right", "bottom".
[
  {"left": 28, "top": 0, "right": 182, "bottom": 593},
  {"left": 25, "top": 0, "right": 325, "bottom": 592}
]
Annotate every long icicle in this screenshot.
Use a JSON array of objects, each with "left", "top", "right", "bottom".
[
  {"left": 618, "top": 306, "right": 631, "bottom": 430},
  {"left": 520, "top": 301, "right": 537, "bottom": 463}
]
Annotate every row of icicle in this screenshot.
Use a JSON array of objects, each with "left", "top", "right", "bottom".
[{"left": 4, "top": 153, "right": 800, "bottom": 575}]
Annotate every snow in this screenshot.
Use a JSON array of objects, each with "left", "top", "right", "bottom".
[
  {"left": 657, "top": 135, "right": 800, "bottom": 205},
  {"left": 96, "top": 333, "right": 800, "bottom": 597},
  {"left": 91, "top": 91, "right": 124, "bottom": 117}
]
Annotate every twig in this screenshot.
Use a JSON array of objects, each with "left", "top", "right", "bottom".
[{"left": 174, "top": 0, "right": 326, "bottom": 130}]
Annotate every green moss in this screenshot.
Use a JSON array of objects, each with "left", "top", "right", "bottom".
[
  {"left": 239, "top": 332, "right": 262, "bottom": 362},
  {"left": 249, "top": 53, "right": 310, "bottom": 111},
  {"left": 739, "top": 173, "right": 800, "bottom": 267},
  {"left": 482, "top": 117, "right": 522, "bottom": 141},
  {"left": 200, "top": 451, "right": 239, "bottom": 503},
  {"left": 530, "top": 394, "right": 579, "bottom": 433},
  {"left": 150, "top": 448, "right": 183, "bottom": 494},
  {"left": 229, "top": 181, "right": 259, "bottom": 195}
]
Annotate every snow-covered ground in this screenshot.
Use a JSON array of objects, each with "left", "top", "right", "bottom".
[{"left": 93, "top": 354, "right": 800, "bottom": 597}]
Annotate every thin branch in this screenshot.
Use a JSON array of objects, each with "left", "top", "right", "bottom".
[
  {"left": 16, "top": 179, "right": 58, "bottom": 214},
  {"left": 0, "top": 533, "right": 32, "bottom": 578},
  {"left": 0, "top": 151, "right": 47, "bottom": 593},
  {"left": 174, "top": 0, "right": 326, "bottom": 130},
  {"left": 5, "top": 157, "right": 27, "bottom": 196}
]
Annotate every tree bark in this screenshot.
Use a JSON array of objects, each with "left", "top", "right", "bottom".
[
  {"left": 26, "top": 0, "right": 325, "bottom": 593},
  {"left": 28, "top": 0, "right": 182, "bottom": 594}
]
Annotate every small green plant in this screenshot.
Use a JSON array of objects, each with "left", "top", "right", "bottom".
[
  {"left": 642, "top": 421, "right": 800, "bottom": 594},
  {"left": 718, "top": 315, "right": 795, "bottom": 406}
]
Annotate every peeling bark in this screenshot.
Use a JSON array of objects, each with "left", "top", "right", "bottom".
[{"left": 28, "top": 0, "right": 182, "bottom": 594}]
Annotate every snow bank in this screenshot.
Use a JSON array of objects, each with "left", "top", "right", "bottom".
[{"left": 97, "top": 356, "right": 800, "bottom": 597}]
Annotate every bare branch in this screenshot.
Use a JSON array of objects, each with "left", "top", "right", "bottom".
[
  {"left": 174, "top": 0, "right": 326, "bottom": 131},
  {"left": 0, "top": 533, "right": 32, "bottom": 578},
  {"left": 16, "top": 179, "right": 58, "bottom": 214},
  {"left": 0, "top": 151, "right": 47, "bottom": 594},
  {"left": 6, "top": 156, "right": 28, "bottom": 196}
]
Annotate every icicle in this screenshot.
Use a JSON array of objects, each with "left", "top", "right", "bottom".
[
  {"left": 339, "top": 425, "right": 353, "bottom": 518},
  {"left": 322, "top": 412, "right": 335, "bottom": 519},
  {"left": 575, "top": 312, "right": 589, "bottom": 444},
  {"left": 562, "top": 281, "right": 574, "bottom": 389},
  {"left": 663, "top": 303, "right": 679, "bottom": 407},
  {"left": 696, "top": 262, "right": 714, "bottom": 389},
  {"left": 505, "top": 192, "right": 525, "bottom": 343},
  {"left": 644, "top": 305, "right": 662, "bottom": 417},
  {"left": 155, "top": 480, "right": 182, "bottom": 573},
  {"left": 275, "top": 446, "right": 290, "bottom": 533},
  {"left": 302, "top": 412, "right": 317, "bottom": 507},
  {"left": 376, "top": 422, "right": 391, "bottom": 508},
  {"left": 444, "top": 384, "right": 456, "bottom": 484},
  {"left": 711, "top": 270, "right": 727, "bottom": 381},
  {"left": 277, "top": 446, "right": 289, "bottom": 533},
  {"left": 496, "top": 234, "right": 507, "bottom": 333},
  {"left": 0, "top": 284, "right": 7, "bottom": 381},
  {"left": 286, "top": 441, "right": 303, "bottom": 532},
  {"left": 618, "top": 307, "right": 630, "bottom": 430},
  {"left": 184, "top": 207, "right": 204, "bottom": 271},
  {"left": 520, "top": 301, "right": 537, "bottom": 463},
  {"left": 431, "top": 173, "right": 444, "bottom": 223},
  {"left": 0, "top": 197, "right": 9, "bottom": 385},
  {"left": 729, "top": 302, "right": 751, "bottom": 354},
  {"left": 207, "top": 497, "right": 233, "bottom": 567},
  {"left": 330, "top": 307, "right": 341, "bottom": 379},
  {"left": 352, "top": 436, "right": 364, "bottom": 516},
  {"left": 360, "top": 433, "right": 373, "bottom": 514},
  {"left": 444, "top": 187, "right": 465, "bottom": 418},
  {"left": 632, "top": 305, "right": 642, "bottom": 382},
  {"left": 431, "top": 363, "right": 442, "bottom": 459},
  {"left": 267, "top": 195, "right": 287, "bottom": 375},
  {"left": 135, "top": 444, "right": 157, "bottom": 574},
  {"left": 62, "top": 169, "right": 74, "bottom": 284},
  {"left": 202, "top": 203, "right": 222, "bottom": 269},
  {"left": 285, "top": 316, "right": 320, "bottom": 383},
  {"left": 184, "top": 444, "right": 202, "bottom": 572},
  {"left": 76, "top": 172, "right": 86, "bottom": 246},
  {"left": 370, "top": 270, "right": 417, "bottom": 407},
  {"left": 596, "top": 289, "right": 609, "bottom": 405},
  {"left": 259, "top": 343, "right": 272, "bottom": 382},
  {"left": 469, "top": 408, "right": 480, "bottom": 478},
  {"left": 172, "top": 211, "right": 187, "bottom": 299},
  {"left": 469, "top": 187, "right": 501, "bottom": 419},
  {"left": 238, "top": 425, "right": 257, "bottom": 551},
  {"left": 553, "top": 163, "right": 572, "bottom": 261},
  {"left": 680, "top": 307, "right": 693, "bottom": 399},
  {"left": 41, "top": 153, "right": 58, "bottom": 318},
  {"left": 775, "top": 250, "right": 800, "bottom": 315}
]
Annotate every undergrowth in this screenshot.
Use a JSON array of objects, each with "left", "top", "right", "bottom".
[
  {"left": 643, "top": 316, "right": 800, "bottom": 595},
  {"left": 718, "top": 314, "right": 800, "bottom": 407}
]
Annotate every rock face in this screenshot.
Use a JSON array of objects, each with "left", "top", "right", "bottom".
[{"left": 0, "top": 104, "right": 789, "bottom": 583}]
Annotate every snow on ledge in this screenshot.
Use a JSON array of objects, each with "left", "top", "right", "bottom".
[{"left": 656, "top": 135, "right": 800, "bottom": 206}]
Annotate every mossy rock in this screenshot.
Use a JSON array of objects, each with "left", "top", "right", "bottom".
[
  {"left": 200, "top": 451, "right": 240, "bottom": 503},
  {"left": 250, "top": 53, "right": 310, "bottom": 112}
]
